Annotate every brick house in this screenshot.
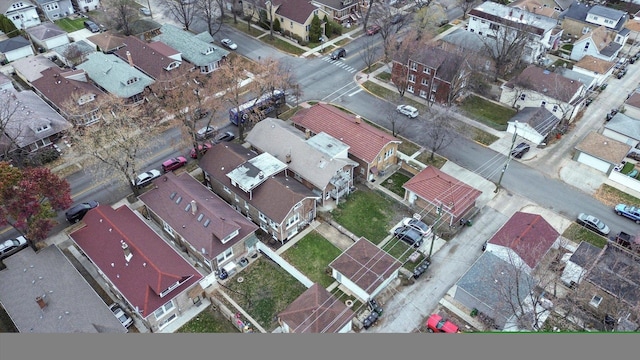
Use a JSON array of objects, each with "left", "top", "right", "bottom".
[
  {"left": 291, "top": 103, "right": 401, "bottom": 183},
  {"left": 199, "top": 142, "right": 320, "bottom": 244},
  {"left": 243, "top": 0, "right": 330, "bottom": 43}
]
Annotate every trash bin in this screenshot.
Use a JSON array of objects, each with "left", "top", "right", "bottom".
[{"left": 466, "top": 219, "right": 472, "bottom": 227}]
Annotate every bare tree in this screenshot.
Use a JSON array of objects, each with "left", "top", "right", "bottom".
[
  {"left": 243, "top": 0, "right": 260, "bottom": 33},
  {"left": 61, "top": 46, "right": 85, "bottom": 67},
  {"left": 412, "top": 2, "right": 447, "bottom": 41},
  {"left": 103, "top": 0, "right": 138, "bottom": 35},
  {"left": 160, "top": 0, "right": 197, "bottom": 32},
  {"left": 0, "top": 94, "right": 26, "bottom": 162},
  {"left": 369, "top": 3, "right": 412, "bottom": 65},
  {"left": 458, "top": 0, "right": 479, "bottom": 20},
  {"left": 424, "top": 109, "right": 457, "bottom": 161},
  {"left": 197, "top": 0, "right": 225, "bottom": 36},
  {"left": 478, "top": 23, "right": 530, "bottom": 79},
  {"left": 445, "top": 54, "right": 472, "bottom": 106},
  {"left": 359, "top": 37, "right": 381, "bottom": 74}
]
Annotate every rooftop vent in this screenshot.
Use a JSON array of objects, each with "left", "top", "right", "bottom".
[
  {"left": 191, "top": 200, "right": 197, "bottom": 215},
  {"left": 36, "top": 296, "right": 47, "bottom": 309},
  {"left": 121, "top": 240, "right": 133, "bottom": 262}
]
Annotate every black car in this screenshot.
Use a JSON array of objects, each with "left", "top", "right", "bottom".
[
  {"left": 394, "top": 225, "right": 424, "bottom": 247},
  {"left": 213, "top": 131, "right": 235, "bottom": 144},
  {"left": 84, "top": 20, "right": 100, "bottom": 33},
  {"left": 65, "top": 200, "right": 99, "bottom": 223},
  {"left": 330, "top": 48, "right": 346, "bottom": 60},
  {"left": 511, "top": 142, "right": 530, "bottom": 159}
]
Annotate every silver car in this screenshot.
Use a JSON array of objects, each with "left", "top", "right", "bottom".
[
  {"left": 109, "top": 303, "right": 133, "bottom": 329},
  {"left": 576, "top": 213, "right": 610, "bottom": 236},
  {"left": 396, "top": 105, "right": 419, "bottom": 118}
]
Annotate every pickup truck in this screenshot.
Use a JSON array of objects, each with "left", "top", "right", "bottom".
[{"left": 613, "top": 231, "right": 640, "bottom": 253}]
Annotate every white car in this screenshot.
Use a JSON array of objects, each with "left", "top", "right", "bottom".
[
  {"left": 221, "top": 38, "right": 238, "bottom": 50},
  {"left": 0, "top": 236, "right": 28, "bottom": 259},
  {"left": 140, "top": 7, "right": 151, "bottom": 16},
  {"left": 396, "top": 105, "right": 419, "bottom": 118},
  {"left": 109, "top": 303, "right": 133, "bottom": 329},
  {"left": 134, "top": 169, "right": 161, "bottom": 189}
]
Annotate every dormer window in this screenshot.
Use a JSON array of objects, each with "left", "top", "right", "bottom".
[
  {"left": 165, "top": 62, "right": 180, "bottom": 70},
  {"left": 77, "top": 94, "right": 96, "bottom": 105},
  {"left": 125, "top": 77, "right": 139, "bottom": 85},
  {"left": 35, "top": 124, "right": 51, "bottom": 133},
  {"left": 202, "top": 47, "right": 215, "bottom": 55},
  {"left": 220, "top": 229, "right": 239, "bottom": 244}
]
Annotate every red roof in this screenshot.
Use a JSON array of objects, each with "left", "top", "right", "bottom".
[
  {"left": 69, "top": 205, "right": 202, "bottom": 319},
  {"left": 488, "top": 211, "right": 559, "bottom": 269},
  {"left": 402, "top": 166, "right": 482, "bottom": 218},
  {"left": 291, "top": 103, "right": 400, "bottom": 164}
]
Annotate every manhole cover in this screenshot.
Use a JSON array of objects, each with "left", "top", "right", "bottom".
[{"left": 237, "top": 277, "right": 244, "bottom": 283}]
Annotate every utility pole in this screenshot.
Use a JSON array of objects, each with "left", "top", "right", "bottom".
[
  {"left": 428, "top": 205, "right": 443, "bottom": 260},
  {"left": 495, "top": 122, "right": 519, "bottom": 193}
]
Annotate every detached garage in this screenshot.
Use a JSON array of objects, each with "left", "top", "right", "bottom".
[{"left": 573, "top": 131, "right": 630, "bottom": 174}]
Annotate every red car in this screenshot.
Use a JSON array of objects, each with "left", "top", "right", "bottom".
[
  {"left": 162, "top": 156, "right": 187, "bottom": 172},
  {"left": 190, "top": 143, "right": 212, "bottom": 159},
  {"left": 366, "top": 24, "right": 381, "bottom": 36},
  {"left": 426, "top": 314, "right": 460, "bottom": 333}
]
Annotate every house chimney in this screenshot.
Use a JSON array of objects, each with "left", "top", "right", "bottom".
[
  {"left": 191, "top": 200, "right": 197, "bottom": 215},
  {"left": 121, "top": 240, "right": 133, "bottom": 262},
  {"left": 285, "top": 153, "right": 291, "bottom": 163},
  {"left": 355, "top": 115, "right": 361, "bottom": 124},
  {"left": 258, "top": 171, "right": 264, "bottom": 179},
  {"left": 36, "top": 296, "right": 47, "bottom": 309},
  {"left": 509, "top": 10, "right": 513, "bottom": 17},
  {"left": 520, "top": 13, "right": 524, "bottom": 21},
  {"left": 305, "top": 129, "right": 311, "bottom": 139},
  {"left": 126, "top": 51, "right": 134, "bottom": 67}
]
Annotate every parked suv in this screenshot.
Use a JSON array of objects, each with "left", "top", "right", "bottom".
[
  {"left": 65, "top": 200, "right": 99, "bottom": 223},
  {"left": 0, "top": 236, "right": 28, "bottom": 259},
  {"left": 330, "top": 48, "right": 346, "bottom": 60},
  {"left": 510, "top": 142, "right": 530, "bottom": 159},
  {"left": 84, "top": 20, "right": 100, "bottom": 33},
  {"left": 393, "top": 225, "right": 423, "bottom": 247}
]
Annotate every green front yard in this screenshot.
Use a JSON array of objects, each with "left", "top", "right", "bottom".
[
  {"left": 458, "top": 95, "right": 516, "bottom": 131},
  {"left": 281, "top": 231, "right": 343, "bottom": 288},
  {"left": 222, "top": 258, "right": 307, "bottom": 331},
  {"left": 562, "top": 223, "right": 608, "bottom": 248},
  {"left": 54, "top": 17, "right": 86, "bottom": 32},
  {"left": 176, "top": 305, "right": 241, "bottom": 333}
]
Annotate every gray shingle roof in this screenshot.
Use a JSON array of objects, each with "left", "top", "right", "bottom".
[
  {"left": 26, "top": 22, "right": 67, "bottom": 41},
  {"left": 77, "top": 52, "right": 155, "bottom": 98},
  {"left": 509, "top": 106, "right": 560, "bottom": 137},
  {"left": 154, "top": 24, "right": 228, "bottom": 67},
  {"left": 605, "top": 112, "right": 640, "bottom": 141},
  {"left": 0, "top": 36, "right": 31, "bottom": 53}
]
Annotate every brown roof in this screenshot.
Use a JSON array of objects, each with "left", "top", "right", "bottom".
[
  {"left": 31, "top": 66, "right": 104, "bottom": 115},
  {"left": 274, "top": 0, "right": 318, "bottom": 24},
  {"left": 69, "top": 205, "right": 202, "bottom": 319},
  {"left": 574, "top": 55, "right": 615, "bottom": 74},
  {"left": 86, "top": 31, "right": 127, "bottom": 53},
  {"left": 329, "top": 238, "right": 401, "bottom": 295},
  {"left": 625, "top": 91, "right": 640, "bottom": 109},
  {"left": 509, "top": 0, "right": 561, "bottom": 18},
  {"left": 488, "top": 211, "right": 559, "bottom": 269},
  {"left": 291, "top": 103, "right": 400, "bottom": 164},
  {"left": 625, "top": 19, "right": 640, "bottom": 32},
  {"left": 577, "top": 25, "right": 615, "bottom": 52},
  {"left": 199, "top": 143, "right": 319, "bottom": 223},
  {"left": 138, "top": 171, "right": 258, "bottom": 261},
  {"left": 114, "top": 36, "right": 189, "bottom": 81},
  {"left": 575, "top": 131, "right": 630, "bottom": 164},
  {"left": 278, "top": 283, "right": 354, "bottom": 333},
  {"left": 402, "top": 166, "right": 482, "bottom": 218},
  {"left": 504, "top": 65, "right": 583, "bottom": 103}
]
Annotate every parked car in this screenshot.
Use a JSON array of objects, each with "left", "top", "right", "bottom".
[
  {"left": 221, "top": 38, "right": 238, "bottom": 50},
  {"left": 606, "top": 109, "right": 618, "bottom": 121},
  {"left": 213, "top": 131, "right": 235, "bottom": 144},
  {"left": 84, "top": 20, "right": 100, "bottom": 33},
  {"left": 366, "top": 24, "right": 381, "bottom": 36},
  {"left": 393, "top": 225, "right": 424, "bottom": 247},
  {"left": 396, "top": 104, "right": 419, "bottom": 118},
  {"left": 162, "top": 156, "right": 187, "bottom": 172},
  {"left": 617, "top": 69, "right": 627, "bottom": 79},
  {"left": 402, "top": 217, "right": 431, "bottom": 236},
  {"left": 614, "top": 204, "right": 640, "bottom": 224},
  {"left": 190, "top": 143, "right": 212, "bottom": 159},
  {"left": 140, "top": 7, "right": 151, "bottom": 16},
  {"left": 628, "top": 152, "right": 640, "bottom": 161},
  {"left": 0, "top": 236, "right": 28, "bottom": 259},
  {"left": 109, "top": 303, "right": 133, "bottom": 329},
  {"left": 511, "top": 142, "right": 530, "bottom": 159},
  {"left": 628, "top": 169, "right": 639, "bottom": 178},
  {"left": 425, "top": 314, "right": 460, "bottom": 333},
  {"left": 65, "top": 200, "right": 99, "bottom": 223},
  {"left": 196, "top": 125, "right": 217, "bottom": 140},
  {"left": 133, "top": 169, "right": 161, "bottom": 189},
  {"left": 576, "top": 213, "right": 610, "bottom": 236},
  {"left": 330, "top": 48, "right": 346, "bottom": 60}
]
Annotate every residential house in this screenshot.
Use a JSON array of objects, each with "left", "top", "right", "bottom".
[
  {"left": 0, "top": 72, "right": 13, "bottom": 90},
  {"left": 454, "top": 251, "right": 538, "bottom": 330},
  {"left": 625, "top": 10, "right": 640, "bottom": 46},
  {"left": 34, "top": 0, "right": 74, "bottom": 21},
  {"left": 0, "top": 245, "right": 127, "bottom": 333},
  {"left": 86, "top": 31, "right": 127, "bottom": 53},
  {"left": 573, "top": 131, "right": 630, "bottom": 174},
  {"left": 402, "top": 166, "right": 482, "bottom": 227},
  {"left": 77, "top": 51, "right": 155, "bottom": 103},
  {"left": 0, "top": 36, "right": 34, "bottom": 63},
  {"left": 291, "top": 103, "right": 402, "bottom": 183},
  {"left": 560, "top": 241, "right": 640, "bottom": 331},
  {"left": 0, "top": 87, "right": 72, "bottom": 156},
  {"left": 50, "top": 39, "right": 95, "bottom": 67},
  {"left": 199, "top": 142, "right": 320, "bottom": 244},
  {"left": 391, "top": 45, "right": 471, "bottom": 105},
  {"left": 507, "top": 107, "right": 560, "bottom": 145},
  {"left": 437, "top": 29, "right": 498, "bottom": 77},
  {"left": 485, "top": 211, "right": 560, "bottom": 274},
  {"left": 69, "top": 204, "right": 204, "bottom": 333},
  {"left": 572, "top": 55, "right": 616, "bottom": 88},
  {"left": 31, "top": 66, "right": 104, "bottom": 126},
  {"left": 467, "top": 1, "right": 562, "bottom": 64},
  {"left": 559, "top": 2, "right": 629, "bottom": 51},
  {"left": 153, "top": 24, "right": 228, "bottom": 74},
  {"left": 277, "top": 283, "right": 355, "bottom": 333},
  {"left": 11, "top": 54, "right": 57, "bottom": 84},
  {"left": 138, "top": 171, "right": 260, "bottom": 274},
  {"left": 556, "top": 66, "right": 597, "bottom": 93},
  {"left": 129, "top": 18, "right": 162, "bottom": 41},
  {"left": 245, "top": 117, "right": 358, "bottom": 207},
  {"left": 508, "top": 0, "right": 565, "bottom": 19},
  {"left": 499, "top": 65, "right": 585, "bottom": 121},
  {"left": 244, "top": 0, "right": 329, "bottom": 43},
  {"left": 0, "top": 0, "right": 41, "bottom": 30},
  {"left": 311, "top": 0, "right": 360, "bottom": 25},
  {"left": 114, "top": 35, "right": 188, "bottom": 89},
  {"left": 72, "top": 0, "right": 99, "bottom": 12},
  {"left": 569, "top": 25, "right": 622, "bottom": 62},
  {"left": 623, "top": 91, "right": 640, "bottom": 119},
  {"left": 328, "top": 237, "right": 402, "bottom": 303},
  {"left": 603, "top": 112, "right": 640, "bottom": 148},
  {"left": 26, "top": 22, "right": 70, "bottom": 52}
]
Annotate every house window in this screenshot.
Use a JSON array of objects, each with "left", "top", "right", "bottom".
[
  {"left": 520, "top": 94, "right": 526, "bottom": 101},
  {"left": 421, "top": 78, "right": 428, "bottom": 86},
  {"left": 584, "top": 42, "right": 589, "bottom": 51},
  {"left": 154, "top": 300, "right": 175, "bottom": 320},
  {"left": 410, "top": 62, "right": 417, "bottom": 71},
  {"left": 259, "top": 212, "right": 267, "bottom": 222},
  {"left": 419, "top": 90, "right": 427, "bottom": 98},
  {"left": 35, "top": 124, "right": 51, "bottom": 133},
  {"left": 223, "top": 186, "right": 231, "bottom": 194},
  {"left": 290, "top": 21, "right": 293, "bottom": 28},
  {"left": 221, "top": 229, "right": 239, "bottom": 244},
  {"left": 45, "top": 3, "right": 59, "bottom": 11},
  {"left": 216, "top": 248, "right": 234, "bottom": 264},
  {"left": 270, "top": 220, "right": 279, "bottom": 230},
  {"left": 489, "top": 23, "right": 499, "bottom": 31},
  {"left": 125, "top": 77, "right": 139, "bottom": 85},
  {"left": 589, "top": 295, "right": 602, "bottom": 308},
  {"left": 407, "top": 85, "right": 414, "bottom": 93},
  {"left": 163, "top": 222, "right": 176, "bottom": 238},
  {"left": 286, "top": 213, "right": 299, "bottom": 228},
  {"left": 423, "top": 68, "right": 430, "bottom": 75},
  {"left": 582, "top": 27, "right": 590, "bottom": 34},
  {"left": 244, "top": 201, "right": 249, "bottom": 209},
  {"left": 429, "top": 94, "right": 435, "bottom": 101},
  {"left": 408, "top": 74, "right": 415, "bottom": 83},
  {"left": 552, "top": 105, "right": 558, "bottom": 112},
  {"left": 541, "top": 100, "right": 546, "bottom": 107},
  {"left": 384, "top": 147, "right": 394, "bottom": 160},
  {"left": 234, "top": 194, "right": 239, "bottom": 203}
]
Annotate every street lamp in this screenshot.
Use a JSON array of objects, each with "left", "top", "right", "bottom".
[
  {"left": 319, "top": 37, "right": 324, "bottom": 53},
  {"left": 495, "top": 121, "right": 519, "bottom": 193}
]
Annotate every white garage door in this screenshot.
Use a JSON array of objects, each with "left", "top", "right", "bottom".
[{"left": 576, "top": 152, "right": 611, "bottom": 173}]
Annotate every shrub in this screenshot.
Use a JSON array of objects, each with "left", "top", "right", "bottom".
[{"left": 273, "top": 18, "right": 281, "bottom": 32}]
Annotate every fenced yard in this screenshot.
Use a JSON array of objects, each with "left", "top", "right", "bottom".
[{"left": 281, "top": 231, "right": 343, "bottom": 288}]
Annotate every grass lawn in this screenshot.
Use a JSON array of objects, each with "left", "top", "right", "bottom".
[
  {"left": 330, "top": 288, "right": 364, "bottom": 314},
  {"left": 471, "top": 127, "right": 500, "bottom": 146},
  {"left": 438, "top": 24, "right": 453, "bottom": 33},
  {"left": 594, "top": 183, "right": 640, "bottom": 207},
  {"left": 562, "top": 223, "right": 608, "bottom": 248},
  {"left": 458, "top": 95, "right": 516, "bottom": 131},
  {"left": 362, "top": 81, "right": 402, "bottom": 103},
  {"left": 176, "top": 305, "right": 241, "bottom": 333},
  {"left": 376, "top": 72, "right": 392, "bottom": 82},
  {"left": 398, "top": 141, "right": 420, "bottom": 156},
  {"left": 414, "top": 150, "right": 447, "bottom": 168},
  {"left": 259, "top": 35, "right": 305, "bottom": 56},
  {"left": 380, "top": 172, "right": 411, "bottom": 197},
  {"left": 381, "top": 239, "right": 420, "bottom": 270},
  {"left": 362, "top": 62, "right": 384, "bottom": 74},
  {"left": 281, "top": 231, "right": 343, "bottom": 288},
  {"left": 223, "top": 258, "right": 307, "bottom": 331},
  {"left": 54, "top": 17, "right": 86, "bottom": 32},
  {"left": 279, "top": 106, "right": 301, "bottom": 120},
  {"left": 332, "top": 190, "right": 400, "bottom": 244},
  {"left": 224, "top": 18, "right": 266, "bottom": 37}
]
